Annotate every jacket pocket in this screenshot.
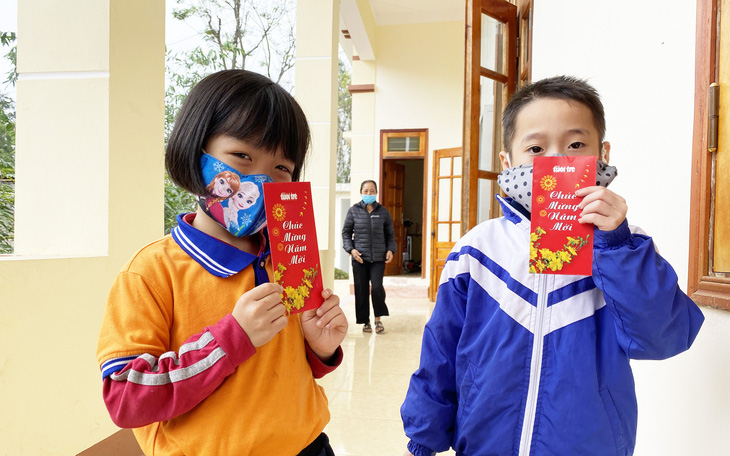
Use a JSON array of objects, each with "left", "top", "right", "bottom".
[
  {"left": 600, "top": 388, "right": 627, "bottom": 456},
  {"left": 456, "top": 362, "right": 479, "bottom": 426}
]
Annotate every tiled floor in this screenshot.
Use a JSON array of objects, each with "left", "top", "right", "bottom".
[{"left": 318, "top": 279, "right": 456, "bottom": 456}]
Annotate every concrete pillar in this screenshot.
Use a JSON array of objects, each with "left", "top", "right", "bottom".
[
  {"left": 348, "top": 58, "right": 377, "bottom": 206},
  {"left": 14, "top": 0, "right": 164, "bottom": 257},
  {"left": 295, "top": 0, "right": 339, "bottom": 289},
  {"left": 0, "top": 1, "right": 164, "bottom": 453}
]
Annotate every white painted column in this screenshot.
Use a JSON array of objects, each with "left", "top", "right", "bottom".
[{"left": 295, "top": 0, "right": 339, "bottom": 289}]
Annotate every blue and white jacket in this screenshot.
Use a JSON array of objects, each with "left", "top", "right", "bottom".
[{"left": 401, "top": 197, "right": 704, "bottom": 456}]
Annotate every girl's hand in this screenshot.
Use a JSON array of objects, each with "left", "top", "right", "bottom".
[
  {"left": 385, "top": 250, "right": 394, "bottom": 264},
  {"left": 301, "top": 289, "right": 348, "bottom": 362},
  {"left": 351, "top": 249, "right": 364, "bottom": 264},
  {"left": 576, "top": 186, "right": 628, "bottom": 232},
  {"left": 232, "top": 283, "right": 288, "bottom": 347}
]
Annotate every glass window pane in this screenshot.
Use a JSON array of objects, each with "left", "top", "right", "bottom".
[
  {"left": 479, "top": 77, "right": 506, "bottom": 172},
  {"left": 388, "top": 136, "right": 421, "bottom": 152},
  {"left": 439, "top": 157, "right": 451, "bottom": 176},
  {"left": 452, "top": 177, "right": 461, "bottom": 221},
  {"left": 451, "top": 223, "right": 461, "bottom": 242},
  {"left": 453, "top": 156, "right": 462, "bottom": 176},
  {"left": 481, "top": 14, "right": 505, "bottom": 74},
  {"left": 438, "top": 223, "right": 449, "bottom": 242},
  {"left": 407, "top": 136, "right": 420, "bottom": 151},
  {"left": 477, "top": 178, "right": 495, "bottom": 224},
  {"left": 438, "top": 178, "right": 451, "bottom": 222}
]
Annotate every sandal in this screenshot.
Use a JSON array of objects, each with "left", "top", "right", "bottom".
[
  {"left": 362, "top": 323, "right": 373, "bottom": 333},
  {"left": 375, "top": 321, "right": 384, "bottom": 334}
]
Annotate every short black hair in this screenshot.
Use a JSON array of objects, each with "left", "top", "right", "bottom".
[
  {"left": 360, "top": 180, "right": 377, "bottom": 192},
  {"left": 502, "top": 75, "right": 605, "bottom": 155},
  {"left": 166, "top": 70, "right": 311, "bottom": 195}
]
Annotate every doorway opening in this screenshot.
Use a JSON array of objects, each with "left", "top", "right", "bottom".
[{"left": 379, "top": 129, "right": 428, "bottom": 278}]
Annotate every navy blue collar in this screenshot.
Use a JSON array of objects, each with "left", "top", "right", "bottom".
[
  {"left": 497, "top": 195, "right": 530, "bottom": 226},
  {"left": 171, "top": 213, "right": 270, "bottom": 280}
]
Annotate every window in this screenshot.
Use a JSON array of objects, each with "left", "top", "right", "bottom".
[
  {"left": 463, "top": 0, "right": 518, "bottom": 232},
  {"left": 462, "top": 0, "right": 533, "bottom": 232},
  {"left": 381, "top": 129, "right": 427, "bottom": 158},
  {"left": 518, "top": 0, "right": 533, "bottom": 88}
]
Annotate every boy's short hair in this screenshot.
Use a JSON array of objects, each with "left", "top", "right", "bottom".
[
  {"left": 166, "top": 70, "right": 311, "bottom": 195},
  {"left": 502, "top": 75, "right": 606, "bottom": 155}
]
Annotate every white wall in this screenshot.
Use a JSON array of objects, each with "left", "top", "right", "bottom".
[
  {"left": 373, "top": 20, "right": 464, "bottom": 280},
  {"left": 374, "top": 21, "right": 464, "bottom": 152},
  {"left": 534, "top": 1, "right": 730, "bottom": 454}
]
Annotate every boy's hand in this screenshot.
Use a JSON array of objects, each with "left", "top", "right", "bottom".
[
  {"left": 301, "top": 289, "right": 348, "bottom": 362},
  {"left": 575, "top": 186, "right": 628, "bottom": 232},
  {"left": 232, "top": 283, "right": 288, "bottom": 347}
]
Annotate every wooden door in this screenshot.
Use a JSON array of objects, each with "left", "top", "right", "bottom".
[
  {"left": 382, "top": 160, "right": 404, "bottom": 276},
  {"left": 429, "top": 148, "right": 463, "bottom": 301},
  {"left": 714, "top": 1, "right": 730, "bottom": 272},
  {"left": 462, "top": 0, "right": 518, "bottom": 233},
  {"left": 688, "top": 0, "right": 730, "bottom": 309}
]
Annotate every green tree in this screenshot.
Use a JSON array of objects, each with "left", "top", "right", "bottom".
[
  {"left": 337, "top": 58, "right": 351, "bottom": 184},
  {"left": 0, "top": 32, "right": 16, "bottom": 254},
  {"left": 0, "top": 94, "right": 14, "bottom": 254},
  {"left": 164, "top": 2, "right": 353, "bottom": 230}
]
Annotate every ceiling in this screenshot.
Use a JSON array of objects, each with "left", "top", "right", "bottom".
[{"left": 368, "top": 0, "right": 463, "bottom": 25}]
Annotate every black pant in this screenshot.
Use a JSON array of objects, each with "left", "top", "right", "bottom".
[
  {"left": 352, "top": 259, "right": 389, "bottom": 324},
  {"left": 297, "top": 433, "right": 334, "bottom": 456}
]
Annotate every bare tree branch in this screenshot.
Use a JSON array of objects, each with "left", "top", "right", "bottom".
[
  {"left": 231, "top": 0, "right": 242, "bottom": 68},
  {"left": 169, "top": 0, "right": 296, "bottom": 85}
]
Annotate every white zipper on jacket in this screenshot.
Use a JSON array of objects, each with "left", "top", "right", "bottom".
[
  {"left": 368, "top": 206, "right": 374, "bottom": 260},
  {"left": 519, "top": 273, "right": 549, "bottom": 456}
]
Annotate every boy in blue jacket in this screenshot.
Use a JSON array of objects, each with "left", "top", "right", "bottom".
[{"left": 400, "top": 75, "right": 704, "bottom": 456}]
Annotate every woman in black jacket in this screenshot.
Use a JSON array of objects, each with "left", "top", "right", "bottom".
[{"left": 342, "top": 180, "right": 397, "bottom": 333}]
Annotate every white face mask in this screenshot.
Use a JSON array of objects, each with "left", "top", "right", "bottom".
[{"left": 497, "top": 159, "right": 617, "bottom": 212}]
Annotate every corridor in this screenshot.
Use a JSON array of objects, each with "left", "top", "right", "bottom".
[{"left": 319, "top": 279, "right": 456, "bottom": 455}]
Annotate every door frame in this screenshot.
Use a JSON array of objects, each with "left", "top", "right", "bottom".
[
  {"left": 428, "top": 147, "right": 463, "bottom": 301},
  {"left": 379, "top": 129, "right": 429, "bottom": 279},
  {"left": 688, "top": 0, "right": 730, "bottom": 309}
]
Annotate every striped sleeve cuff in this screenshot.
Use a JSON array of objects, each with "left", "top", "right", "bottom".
[{"left": 101, "top": 355, "right": 139, "bottom": 380}]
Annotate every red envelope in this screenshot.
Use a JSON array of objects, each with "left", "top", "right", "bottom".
[
  {"left": 263, "top": 182, "right": 324, "bottom": 314},
  {"left": 530, "top": 156, "right": 596, "bottom": 276}
]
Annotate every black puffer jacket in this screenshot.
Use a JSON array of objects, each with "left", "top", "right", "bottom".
[{"left": 342, "top": 201, "right": 397, "bottom": 263}]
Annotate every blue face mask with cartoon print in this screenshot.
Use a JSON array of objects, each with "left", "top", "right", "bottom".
[{"left": 197, "top": 154, "right": 273, "bottom": 237}]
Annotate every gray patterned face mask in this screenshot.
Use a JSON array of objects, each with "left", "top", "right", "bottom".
[{"left": 497, "top": 160, "right": 617, "bottom": 212}]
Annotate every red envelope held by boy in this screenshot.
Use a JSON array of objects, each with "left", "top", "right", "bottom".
[
  {"left": 264, "top": 182, "right": 324, "bottom": 314},
  {"left": 530, "top": 156, "right": 596, "bottom": 276}
]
